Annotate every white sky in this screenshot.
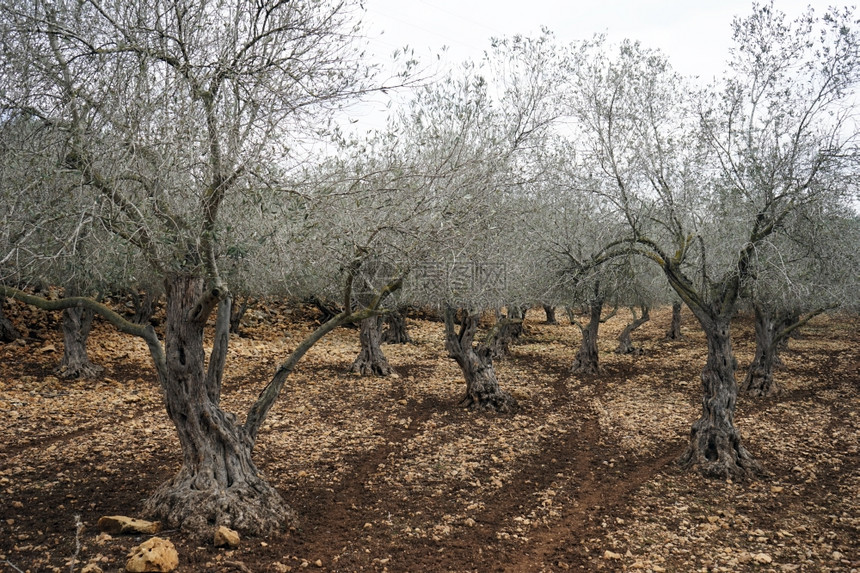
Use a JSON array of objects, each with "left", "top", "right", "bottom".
[{"left": 347, "top": 0, "right": 824, "bottom": 129}]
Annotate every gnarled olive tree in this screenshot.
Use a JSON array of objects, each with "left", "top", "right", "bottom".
[{"left": 0, "top": 0, "right": 409, "bottom": 537}]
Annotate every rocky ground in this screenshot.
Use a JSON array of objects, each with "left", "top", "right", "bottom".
[{"left": 0, "top": 301, "right": 857, "bottom": 572}]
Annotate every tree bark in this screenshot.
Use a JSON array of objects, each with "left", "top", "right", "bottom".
[
  {"left": 508, "top": 305, "right": 527, "bottom": 339},
  {"left": 444, "top": 307, "right": 516, "bottom": 413},
  {"left": 485, "top": 306, "right": 525, "bottom": 360},
  {"left": 308, "top": 295, "right": 343, "bottom": 325},
  {"left": 0, "top": 297, "right": 22, "bottom": 342},
  {"left": 571, "top": 299, "right": 602, "bottom": 374},
  {"left": 381, "top": 310, "right": 412, "bottom": 344},
  {"left": 229, "top": 296, "right": 250, "bottom": 336},
  {"left": 143, "top": 274, "right": 293, "bottom": 539},
  {"left": 740, "top": 306, "right": 780, "bottom": 397},
  {"left": 678, "top": 313, "right": 762, "bottom": 479},
  {"left": 129, "top": 289, "right": 159, "bottom": 325},
  {"left": 56, "top": 305, "right": 103, "bottom": 379},
  {"left": 665, "top": 301, "right": 684, "bottom": 340},
  {"left": 349, "top": 315, "right": 392, "bottom": 376},
  {"left": 542, "top": 304, "right": 557, "bottom": 324},
  {"left": 615, "top": 306, "right": 650, "bottom": 355},
  {"left": 741, "top": 305, "right": 831, "bottom": 398},
  {"left": 774, "top": 311, "right": 800, "bottom": 366}
]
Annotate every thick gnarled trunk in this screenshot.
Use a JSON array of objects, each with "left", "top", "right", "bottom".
[
  {"left": 350, "top": 315, "right": 392, "bottom": 376},
  {"left": 615, "top": 306, "right": 650, "bottom": 355},
  {"left": 665, "top": 301, "right": 684, "bottom": 340},
  {"left": 543, "top": 304, "right": 557, "bottom": 325},
  {"left": 679, "top": 314, "right": 762, "bottom": 479},
  {"left": 444, "top": 307, "right": 516, "bottom": 413},
  {"left": 143, "top": 274, "right": 293, "bottom": 538},
  {"left": 56, "top": 305, "right": 103, "bottom": 378},
  {"left": 571, "top": 300, "right": 602, "bottom": 374},
  {"left": 381, "top": 309, "right": 412, "bottom": 344}
]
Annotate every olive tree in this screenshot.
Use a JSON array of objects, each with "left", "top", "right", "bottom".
[
  {"left": 0, "top": 0, "right": 412, "bottom": 537},
  {"left": 0, "top": 115, "right": 119, "bottom": 371},
  {"left": 741, "top": 206, "right": 859, "bottom": 396},
  {"left": 562, "top": 4, "right": 859, "bottom": 478}
]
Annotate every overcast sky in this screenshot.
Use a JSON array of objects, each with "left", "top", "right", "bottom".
[
  {"left": 346, "top": 0, "right": 823, "bottom": 129},
  {"left": 362, "top": 0, "right": 819, "bottom": 78}
]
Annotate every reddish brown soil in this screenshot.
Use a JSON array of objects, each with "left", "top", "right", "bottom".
[{"left": 0, "top": 303, "right": 857, "bottom": 572}]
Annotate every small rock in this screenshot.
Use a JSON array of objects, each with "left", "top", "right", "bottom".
[
  {"left": 314, "top": 559, "right": 323, "bottom": 567},
  {"left": 98, "top": 516, "right": 161, "bottom": 535},
  {"left": 214, "top": 525, "right": 240, "bottom": 548},
  {"left": 125, "top": 537, "right": 178, "bottom": 572},
  {"left": 11, "top": 501, "right": 23, "bottom": 509},
  {"left": 832, "top": 550, "right": 844, "bottom": 560},
  {"left": 603, "top": 550, "right": 622, "bottom": 560},
  {"left": 771, "top": 486, "right": 784, "bottom": 493},
  {"left": 95, "top": 532, "right": 113, "bottom": 545},
  {"left": 82, "top": 564, "right": 104, "bottom": 573},
  {"left": 39, "top": 344, "right": 56, "bottom": 354},
  {"left": 754, "top": 552, "right": 773, "bottom": 564}
]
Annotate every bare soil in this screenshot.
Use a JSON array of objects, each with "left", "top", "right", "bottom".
[{"left": 0, "top": 302, "right": 857, "bottom": 572}]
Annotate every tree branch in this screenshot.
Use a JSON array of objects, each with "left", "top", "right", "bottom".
[
  {"left": 0, "top": 284, "right": 166, "bottom": 381},
  {"left": 244, "top": 275, "right": 402, "bottom": 442}
]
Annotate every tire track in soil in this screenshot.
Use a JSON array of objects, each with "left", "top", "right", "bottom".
[
  {"left": 389, "top": 366, "right": 586, "bottom": 571},
  {"left": 274, "top": 393, "right": 441, "bottom": 568},
  {"left": 427, "top": 365, "right": 683, "bottom": 573},
  {"left": 504, "top": 424, "right": 682, "bottom": 572}
]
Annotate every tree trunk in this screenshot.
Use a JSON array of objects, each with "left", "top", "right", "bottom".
[
  {"left": 56, "top": 305, "right": 103, "bottom": 379},
  {"left": 229, "top": 296, "right": 250, "bottom": 336},
  {"left": 571, "top": 300, "right": 602, "bottom": 374},
  {"left": 679, "top": 314, "right": 762, "bottom": 479},
  {"left": 0, "top": 297, "right": 22, "bottom": 342},
  {"left": 486, "top": 306, "right": 525, "bottom": 360},
  {"left": 740, "top": 306, "right": 780, "bottom": 397},
  {"left": 143, "top": 274, "right": 293, "bottom": 539},
  {"left": 509, "top": 305, "right": 527, "bottom": 339},
  {"left": 349, "top": 315, "right": 392, "bottom": 376},
  {"left": 774, "top": 311, "right": 800, "bottom": 367},
  {"left": 542, "top": 304, "right": 557, "bottom": 324},
  {"left": 129, "top": 289, "right": 159, "bottom": 325},
  {"left": 615, "top": 306, "right": 650, "bottom": 355},
  {"left": 308, "top": 295, "right": 342, "bottom": 325},
  {"left": 444, "top": 307, "right": 516, "bottom": 413},
  {"left": 381, "top": 310, "right": 412, "bottom": 344},
  {"left": 665, "top": 301, "right": 684, "bottom": 340}
]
